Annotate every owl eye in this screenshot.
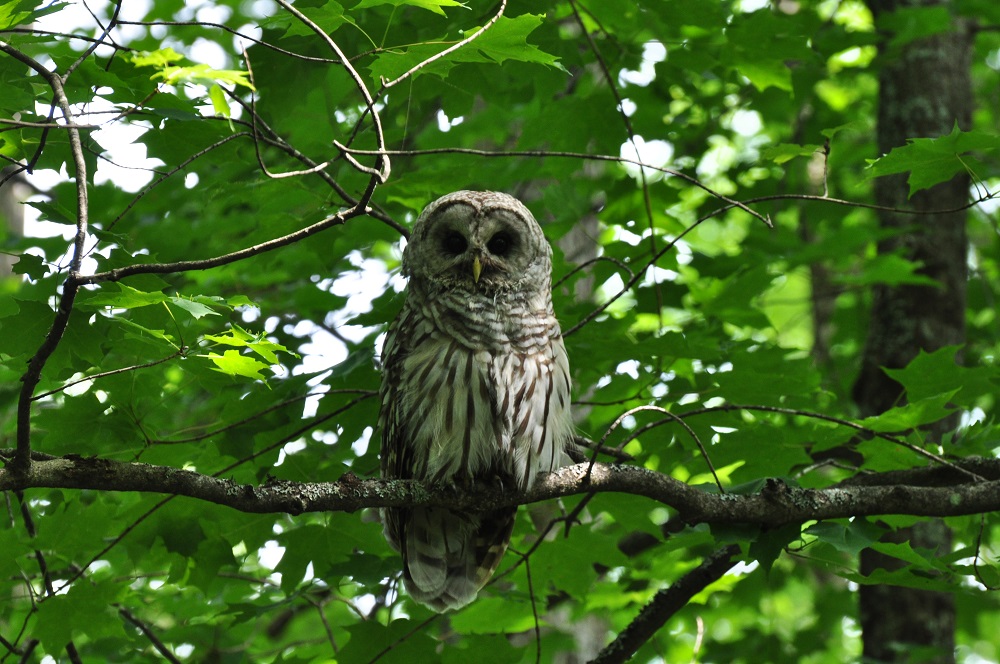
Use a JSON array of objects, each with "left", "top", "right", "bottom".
[
  {"left": 441, "top": 231, "right": 468, "bottom": 255},
  {"left": 487, "top": 232, "right": 513, "bottom": 257}
]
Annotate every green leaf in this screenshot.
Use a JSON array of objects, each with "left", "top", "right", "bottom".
[
  {"left": 201, "top": 349, "right": 271, "bottom": 380},
  {"left": 369, "top": 14, "right": 561, "bottom": 82},
  {"left": 858, "top": 391, "right": 959, "bottom": 432},
  {"left": 805, "top": 519, "right": 884, "bottom": 557},
  {"left": 836, "top": 254, "right": 941, "bottom": 288},
  {"left": 104, "top": 316, "right": 176, "bottom": 344},
  {"left": 168, "top": 294, "right": 219, "bottom": 319},
  {"left": 33, "top": 579, "right": 123, "bottom": 654},
  {"left": 259, "top": 1, "right": 353, "bottom": 36},
  {"left": 340, "top": 621, "right": 439, "bottom": 662},
  {"left": 130, "top": 47, "right": 185, "bottom": 69},
  {"left": 80, "top": 283, "right": 168, "bottom": 309},
  {"left": 441, "top": 635, "right": 521, "bottom": 664},
  {"left": 353, "top": 0, "right": 468, "bottom": 16},
  {"left": 227, "top": 294, "right": 257, "bottom": 308},
  {"left": 726, "top": 10, "right": 815, "bottom": 92},
  {"left": 203, "top": 326, "right": 296, "bottom": 363},
  {"left": 749, "top": 523, "right": 802, "bottom": 575},
  {"left": 868, "top": 124, "right": 1000, "bottom": 196},
  {"left": 24, "top": 200, "right": 76, "bottom": 225},
  {"left": 0, "top": 0, "right": 67, "bottom": 30},
  {"left": 11, "top": 253, "right": 47, "bottom": 280},
  {"left": 761, "top": 143, "right": 822, "bottom": 165},
  {"left": 883, "top": 346, "right": 998, "bottom": 406},
  {"left": 449, "top": 596, "right": 540, "bottom": 634},
  {"left": 275, "top": 524, "right": 341, "bottom": 590},
  {"left": 459, "top": 15, "right": 562, "bottom": 67},
  {"left": 131, "top": 49, "right": 255, "bottom": 90},
  {"left": 208, "top": 83, "right": 230, "bottom": 117}
]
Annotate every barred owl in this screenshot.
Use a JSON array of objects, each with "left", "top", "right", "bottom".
[{"left": 379, "top": 190, "right": 573, "bottom": 612}]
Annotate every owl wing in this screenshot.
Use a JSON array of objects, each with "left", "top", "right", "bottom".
[{"left": 378, "top": 307, "right": 412, "bottom": 488}]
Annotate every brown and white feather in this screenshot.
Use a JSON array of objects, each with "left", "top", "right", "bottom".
[{"left": 379, "top": 191, "right": 572, "bottom": 612}]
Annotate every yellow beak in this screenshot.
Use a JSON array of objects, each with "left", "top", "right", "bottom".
[{"left": 472, "top": 255, "right": 482, "bottom": 283}]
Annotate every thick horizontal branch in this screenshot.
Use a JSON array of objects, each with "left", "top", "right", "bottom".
[{"left": 3, "top": 456, "right": 1000, "bottom": 525}]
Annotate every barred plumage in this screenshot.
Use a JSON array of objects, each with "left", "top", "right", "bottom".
[{"left": 379, "top": 191, "right": 573, "bottom": 612}]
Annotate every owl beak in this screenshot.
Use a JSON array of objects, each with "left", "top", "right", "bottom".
[{"left": 472, "top": 255, "right": 483, "bottom": 283}]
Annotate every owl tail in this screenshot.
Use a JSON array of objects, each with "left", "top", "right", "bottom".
[{"left": 401, "top": 506, "right": 516, "bottom": 612}]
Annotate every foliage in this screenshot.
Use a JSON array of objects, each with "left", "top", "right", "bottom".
[{"left": 1, "top": 0, "right": 999, "bottom": 662}]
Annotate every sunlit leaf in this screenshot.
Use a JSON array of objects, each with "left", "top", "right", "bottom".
[
  {"left": 201, "top": 349, "right": 270, "bottom": 379},
  {"left": 353, "top": 0, "right": 468, "bottom": 16}
]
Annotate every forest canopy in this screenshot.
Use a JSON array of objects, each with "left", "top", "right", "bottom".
[{"left": 1, "top": 0, "right": 1000, "bottom": 662}]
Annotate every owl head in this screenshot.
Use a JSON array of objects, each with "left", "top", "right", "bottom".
[{"left": 402, "top": 191, "right": 553, "bottom": 294}]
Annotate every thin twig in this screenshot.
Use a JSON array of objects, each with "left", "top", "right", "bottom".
[
  {"left": 274, "top": 0, "right": 389, "bottom": 186},
  {"left": 65, "top": 0, "right": 122, "bottom": 78},
  {"left": 118, "top": 608, "right": 182, "bottom": 664},
  {"left": 553, "top": 255, "right": 635, "bottom": 290},
  {"left": 105, "top": 132, "right": 249, "bottom": 232},
  {"left": 564, "top": 214, "right": 707, "bottom": 337},
  {"left": 32, "top": 348, "right": 187, "bottom": 401},
  {"left": 115, "top": 19, "right": 341, "bottom": 63},
  {"left": 586, "top": 405, "right": 722, "bottom": 493},
  {"left": 379, "top": 0, "right": 507, "bottom": 89},
  {"left": 684, "top": 403, "right": 987, "bottom": 483},
  {"left": 569, "top": 0, "right": 664, "bottom": 327},
  {"left": 150, "top": 389, "right": 372, "bottom": 445},
  {"left": 86, "top": 207, "right": 359, "bottom": 283},
  {"left": 338, "top": 145, "right": 772, "bottom": 228}
]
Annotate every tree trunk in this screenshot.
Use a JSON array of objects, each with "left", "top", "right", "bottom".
[{"left": 854, "top": 1, "right": 972, "bottom": 662}]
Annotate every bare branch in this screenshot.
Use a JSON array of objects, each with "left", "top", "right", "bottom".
[
  {"left": 684, "top": 403, "right": 986, "bottom": 482},
  {"left": 4, "top": 458, "right": 1000, "bottom": 525},
  {"left": 589, "top": 545, "right": 741, "bottom": 664},
  {"left": 0, "top": 40, "right": 90, "bottom": 472},
  {"left": 118, "top": 608, "right": 181, "bottom": 664},
  {"left": 337, "top": 145, "right": 773, "bottom": 228},
  {"left": 105, "top": 132, "right": 250, "bottom": 233},
  {"left": 568, "top": 0, "right": 665, "bottom": 328},
  {"left": 84, "top": 207, "right": 361, "bottom": 283},
  {"left": 65, "top": 0, "right": 122, "bottom": 78},
  {"left": 32, "top": 348, "right": 188, "bottom": 401},
  {"left": 114, "top": 19, "right": 341, "bottom": 64},
  {"left": 274, "top": 0, "right": 390, "bottom": 187}
]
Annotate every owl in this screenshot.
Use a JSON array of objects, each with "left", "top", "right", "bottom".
[{"left": 379, "top": 190, "right": 573, "bottom": 612}]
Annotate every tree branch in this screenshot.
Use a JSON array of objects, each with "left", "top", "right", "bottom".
[
  {"left": 3, "top": 458, "right": 1000, "bottom": 524},
  {"left": 589, "top": 545, "right": 741, "bottom": 664},
  {"left": 0, "top": 40, "right": 90, "bottom": 472},
  {"left": 83, "top": 207, "right": 361, "bottom": 283}
]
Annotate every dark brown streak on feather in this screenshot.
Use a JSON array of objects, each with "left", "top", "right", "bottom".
[
  {"left": 461, "top": 351, "right": 475, "bottom": 479},
  {"left": 538, "top": 363, "right": 553, "bottom": 456}
]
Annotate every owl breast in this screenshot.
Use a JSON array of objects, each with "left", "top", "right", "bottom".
[{"left": 388, "top": 288, "right": 572, "bottom": 490}]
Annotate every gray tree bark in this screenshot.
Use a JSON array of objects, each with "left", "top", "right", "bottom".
[{"left": 855, "top": 1, "right": 972, "bottom": 662}]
